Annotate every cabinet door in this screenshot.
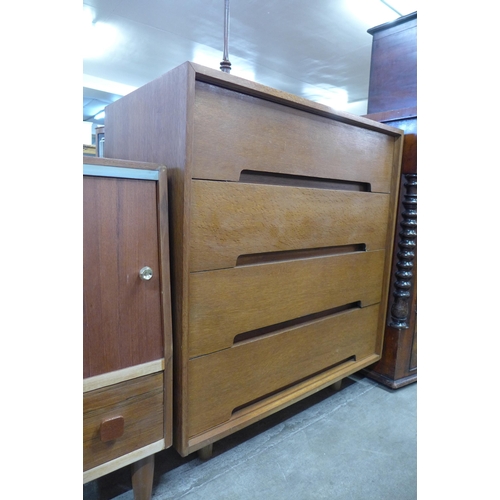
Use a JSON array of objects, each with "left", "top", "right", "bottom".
[{"left": 83, "top": 176, "right": 163, "bottom": 378}]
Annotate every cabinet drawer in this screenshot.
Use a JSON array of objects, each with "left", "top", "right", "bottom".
[
  {"left": 83, "top": 373, "right": 164, "bottom": 471},
  {"left": 190, "top": 180, "right": 390, "bottom": 272},
  {"left": 188, "top": 250, "right": 385, "bottom": 357},
  {"left": 192, "top": 81, "right": 395, "bottom": 193},
  {"left": 187, "top": 304, "right": 379, "bottom": 437}
]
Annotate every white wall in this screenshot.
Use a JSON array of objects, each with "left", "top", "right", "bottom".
[{"left": 82, "top": 121, "right": 94, "bottom": 145}]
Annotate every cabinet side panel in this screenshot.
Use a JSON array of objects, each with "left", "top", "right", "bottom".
[{"left": 104, "top": 62, "right": 195, "bottom": 453}]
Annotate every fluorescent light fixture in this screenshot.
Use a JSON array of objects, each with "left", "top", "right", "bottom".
[{"left": 93, "top": 111, "right": 105, "bottom": 121}]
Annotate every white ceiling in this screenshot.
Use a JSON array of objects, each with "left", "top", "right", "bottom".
[{"left": 83, "top": 0, "right": 417, "bottom": 126}]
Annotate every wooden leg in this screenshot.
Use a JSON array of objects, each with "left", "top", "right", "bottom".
[
  {"left": 131, "top": 454, "right": 154, "bottom": 500},
  {"left": 332, "top": 379, "right": 342, "bottom": 391},
  {"left": 198, "top": 443, "right": 213, "bottom": 460}
]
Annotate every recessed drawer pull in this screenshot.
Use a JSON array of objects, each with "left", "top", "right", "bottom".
[
  {"left": 139, "top": 266, "right": 153, "bottom": 281},
  {"left": 100, "top": 416, "right": 125, "bottom": 442}
]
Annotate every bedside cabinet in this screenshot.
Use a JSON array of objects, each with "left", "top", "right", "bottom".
[
  {"left": 83, "top": 157, "right": 172, "bottom": 498},
  {"left": 103, "top": 62, "right": 403, "bottom": 457}
]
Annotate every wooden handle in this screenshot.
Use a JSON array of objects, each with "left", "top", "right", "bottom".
[{"left": 100, "top": 416, "right": 125, "bottom": 442}]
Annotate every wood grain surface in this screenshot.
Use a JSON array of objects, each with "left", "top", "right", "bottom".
[
  {"left": 187, "top": 304, "right": 379, "bottom": 437},
  {"left": 83, "top": 176, "right": 163, "bottom": 378},
  {"left": 83, "top": 373, "right": 164, "bottom": 471},
  {"left": 188, "top": 250, "right": 385, "bottom": 357},
  {"left": 190, "top": 180, "right": 390, "bottom": 271},
  {"left": 103, "top": 61, "right": 405, "bottom": 456},
  {"left": 193, "top": 81, "right": 395, "bottom": 193},
  {"left": 367, "top": 13, "right": 417, "bottom": 114}
]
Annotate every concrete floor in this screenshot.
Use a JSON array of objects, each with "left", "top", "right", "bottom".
[{"left": 84, "top": 374, "right": 417, "bottom": 500}]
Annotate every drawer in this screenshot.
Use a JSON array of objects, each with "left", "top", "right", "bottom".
[
  {"left": 83, "top": 373, "right": 164, "bottom": 471},
  {"left": 192, "top": 81, "right": 395, "bottom": 193},
  {"left": 188, "top": 250, "right": 385, "bottom": 357},
  {"left": 187, "top": 304, "right": 380, "bottom": 437},
  {"left": 190, "top": 180, "right": 390, "bottom": 272}
]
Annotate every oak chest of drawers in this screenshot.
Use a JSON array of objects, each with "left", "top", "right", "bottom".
[
  {"left": 104, "top": 62, "right": 403, "bottom": 457},
  {"left": 83, "top": 157, "right": 173, "bottom": 496}
]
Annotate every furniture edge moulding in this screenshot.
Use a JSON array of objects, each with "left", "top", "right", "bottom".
[
  {"left": 103, "top": 62, "right": 405, "bottom": 458},
  {"left": 83, "top": 439, "right": 165, "bottom": 484},
  {"left": 83, "top": 359, "right": 165, "bottom": 394},
  {"left": 367, "top": 11, "right": 417, "bottom": 39}
]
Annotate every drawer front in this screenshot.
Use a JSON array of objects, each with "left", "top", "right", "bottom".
[
  {"left": 190, "top": 180, "right": 390, "bottom": 272},
  {"left": 83, "top": 176, "right": 163, "bottom": 378},
  {"left": 187, "top": 304, "right": 379, "bottom": 437},
  {"left": 83, "top": 373, "right": 164, "bottom": 471},
  {"left": 192, "top": 81, "right": 395, "bottom": 193},
  {"left": 188, "top": 250, "right": 385, "bottom": 357}
]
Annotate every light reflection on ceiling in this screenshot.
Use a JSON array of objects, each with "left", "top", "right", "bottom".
[{"left": 83, "top": 1, "right": 417, "bottom": 125}]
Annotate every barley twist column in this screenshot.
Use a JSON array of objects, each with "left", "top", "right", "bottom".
[{"left": 389, "top": 173, "right": 417, "bottom": 329}]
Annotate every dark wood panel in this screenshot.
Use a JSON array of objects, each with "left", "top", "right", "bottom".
[
  {"left": 367, "top": 12, "right": 417, "bottom": 114},
  {"left": 410, "top": 321, "right": 417, "bottom": 370},
  {"left": 83, "top": 176, "right": 163, "bottom": 378}
]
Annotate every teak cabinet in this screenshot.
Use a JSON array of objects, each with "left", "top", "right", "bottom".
[
  {"left": 363, "top": 12, "right": 417, "bottom": 388},
  {"left": 104, "top": 62, "right": 404, "bottom": 457},
  {"left": 83, "top": 157, "right": 173, "bottom": 497}
]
